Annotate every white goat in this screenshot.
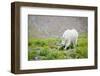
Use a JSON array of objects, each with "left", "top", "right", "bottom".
[{"left": 61, "top": 29, "right": 78, "bottom": 50}]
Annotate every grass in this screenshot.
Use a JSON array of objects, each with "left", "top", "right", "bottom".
[{"left": 28, "top": 33, "right": 88, "bottom": 60}]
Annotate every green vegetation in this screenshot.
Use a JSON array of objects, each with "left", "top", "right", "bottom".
[{"left": 28, "top": 33, "right": 88, "bottom": 60}]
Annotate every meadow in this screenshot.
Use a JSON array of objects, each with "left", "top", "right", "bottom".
[{"left": 28, "top": 33, "right": 88, "bottom": 60}]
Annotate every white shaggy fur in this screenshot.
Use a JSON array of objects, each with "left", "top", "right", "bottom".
[{"left": 61, "top": 29, "right": 78, "bottom": 50}]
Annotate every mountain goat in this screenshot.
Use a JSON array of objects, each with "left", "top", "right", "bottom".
[{"left": 61, "top": 29, "right": 78, "bottom": 50}]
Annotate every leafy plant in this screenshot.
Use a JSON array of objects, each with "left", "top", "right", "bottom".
[{"left": 28, "top": 33, "right": 88, "bottom": 60}]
